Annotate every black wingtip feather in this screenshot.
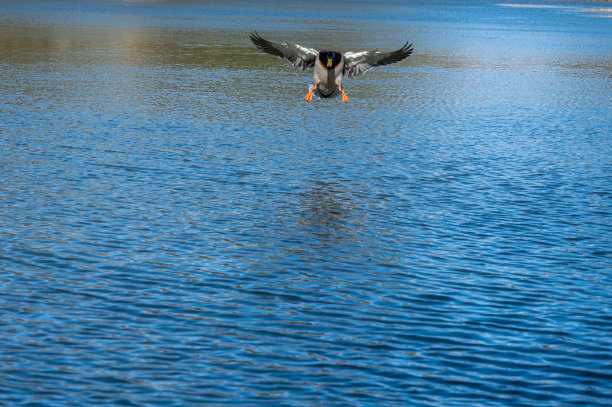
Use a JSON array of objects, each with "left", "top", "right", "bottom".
[
  {"left": 249, "top": 31, "right": 286, "bottom": 59},
  {"left": 376, "top": 41, "right": 414, "bottom": 66}
]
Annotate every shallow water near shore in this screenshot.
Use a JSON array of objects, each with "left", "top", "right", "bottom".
[{"left": 1, "top": 0, "right": 611, "bottom": 405}]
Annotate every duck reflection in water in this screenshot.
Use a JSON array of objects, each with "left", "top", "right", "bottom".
[{"left": 298, "top": 181, "right": 365, "bottom": 245}]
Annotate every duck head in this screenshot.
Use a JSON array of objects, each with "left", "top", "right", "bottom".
[
  {"left": 327, "top": 51, "right": 335, "bottom": 67},
  {"left": 319, "top": 51, "right": 342, "bottom": 70}
]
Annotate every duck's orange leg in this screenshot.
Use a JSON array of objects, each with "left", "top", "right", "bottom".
[
  {"left": 339, "top": 87, "right": 349, "bottom": 103},
  {"left": 304, "top": 85, "right": 317, "bottom": 101}
]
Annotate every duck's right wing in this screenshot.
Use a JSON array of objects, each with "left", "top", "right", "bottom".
[
  {"left": 343, "top": 42, "right": 414, "bottom": 77},
  {"left": 250, "top": 32, "right": 318, "bottom": 71}
]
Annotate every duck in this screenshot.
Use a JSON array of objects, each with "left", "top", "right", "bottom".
[{"left": 249, "top": 32, "right": 414, "bottom": 102}]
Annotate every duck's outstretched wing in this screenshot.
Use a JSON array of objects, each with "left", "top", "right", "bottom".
[
  {"left": 250, "top": 32, "right": 318, "bottom": 71},
  {"left": 343, "top": 42, "right": 414, "bottom": 77}
]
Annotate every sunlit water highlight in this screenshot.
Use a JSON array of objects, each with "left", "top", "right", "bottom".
[{"left": 1, "top": 0, "right": 611, "bottom": 406}]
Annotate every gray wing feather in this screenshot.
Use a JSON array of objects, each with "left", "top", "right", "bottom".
[
  {"left": 250, "top": 32, "right": 318, "bottom": 71},
  {"left": 343, "top": 42, "right": 414, "bottom": 77}
]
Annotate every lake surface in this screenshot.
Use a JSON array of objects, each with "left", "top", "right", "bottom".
[{"left": 1, "top": 0, "right": 611, "bottom": 405}]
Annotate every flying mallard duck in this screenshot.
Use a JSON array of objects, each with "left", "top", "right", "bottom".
[{"left": 250, "top": 32, "right": 414, "bottom": 102}]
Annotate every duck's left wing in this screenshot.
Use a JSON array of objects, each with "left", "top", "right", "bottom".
[
  {"left": 250, "top": 32, "right": 318, "bottom": 71},
  {"left": 343, "top": 42, "right": 413, "bottom": 77}
]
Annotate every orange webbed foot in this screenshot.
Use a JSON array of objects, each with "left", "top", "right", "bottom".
[
  {"left": 304, "top": 85, "right": 317, "bottom": 102},
  {"left": 339, "top": 87, "right": 349, "bottom": 103}
]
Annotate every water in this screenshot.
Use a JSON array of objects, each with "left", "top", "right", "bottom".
[{"left": 1, "top": 0, "right": 611, "bottom": 405}]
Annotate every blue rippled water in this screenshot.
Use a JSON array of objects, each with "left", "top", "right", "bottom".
[{"left": 1, "top": 0, "right": 611, "bottom": 405}]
